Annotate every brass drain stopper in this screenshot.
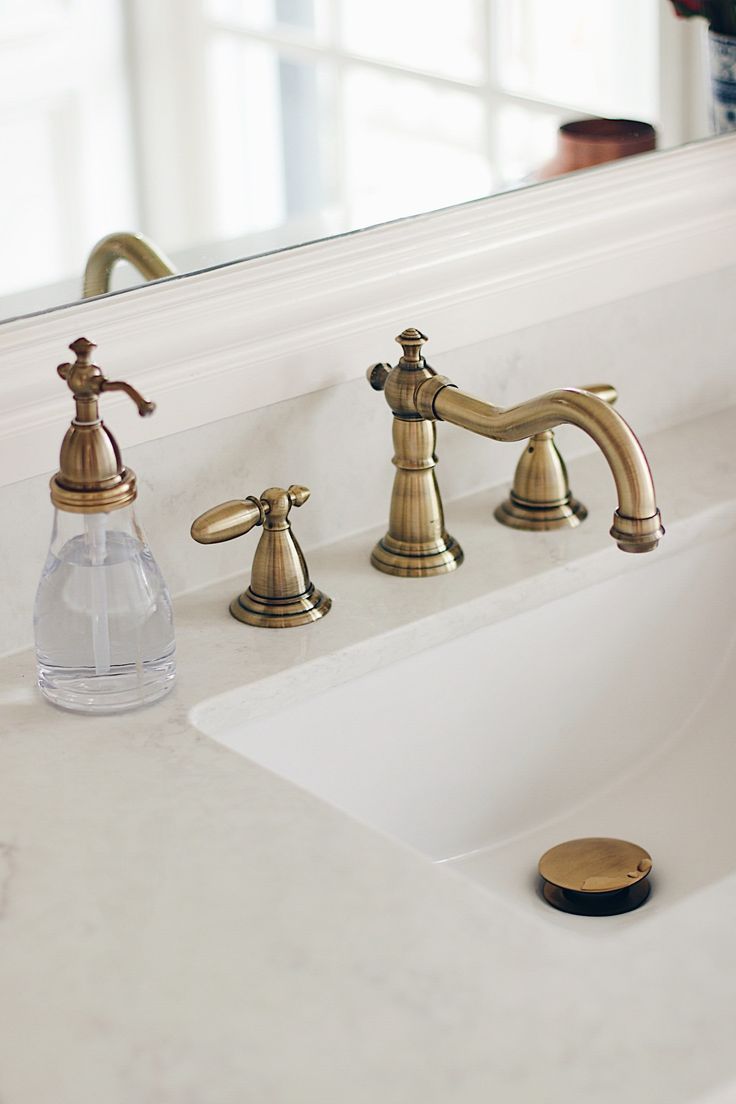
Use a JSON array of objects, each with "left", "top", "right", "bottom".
[{"left": 538, "top": 837, "right": 653, "bottom": 916}]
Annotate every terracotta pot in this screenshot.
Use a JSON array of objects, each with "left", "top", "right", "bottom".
[{"left": 539, "top": 118, "right": 657, "bottom": 180}]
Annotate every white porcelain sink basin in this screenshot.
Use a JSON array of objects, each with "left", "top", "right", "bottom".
[{"left": 195, "top": 525, "right": 736, "bottom": 922}]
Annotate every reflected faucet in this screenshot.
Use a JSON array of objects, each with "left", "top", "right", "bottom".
[
  {"left": 82, "top": 232, "right": 176, "bottom": 298},
  {"left": 367, "top": 328, "right": 664, "bottom": 577}
]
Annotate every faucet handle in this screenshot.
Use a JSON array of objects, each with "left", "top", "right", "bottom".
[
  {"left": 284, "top": 484, "right": 310, "bottom": 509},
  {"left": 190, "top": 484, "right": 312, "bottom": 544},
  {"left": 495, "top": 382, "right": 618, "bottom": 532},
  {"left": 581, "top": 383, "right": 617, "bottom": 406},
  {"left": 191, "top": 485, "right": 331, "bottom": 628},
  {"left": 190, "top": 497, "right": 264, "bottom": 544}
]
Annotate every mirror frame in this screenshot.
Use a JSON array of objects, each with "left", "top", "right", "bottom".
[{"left": 2, "top": 135, "right": 734, "bottom": 489}]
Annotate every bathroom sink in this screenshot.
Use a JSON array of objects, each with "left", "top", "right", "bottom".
[{"left": 194, "top": 526, "right": 736, "bottom": 922}]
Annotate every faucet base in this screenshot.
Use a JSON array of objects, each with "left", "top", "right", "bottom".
[
  {"left": 494, "top": 492, "right": 588, "bottom": 531},
  {"left": 229, "top": 584, "right": 332, "bottom": 628},
  {"left": 370, "top": 533, "right": 464, "bottom": 577}
]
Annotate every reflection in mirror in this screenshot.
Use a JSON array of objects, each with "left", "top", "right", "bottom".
[{"left": 1, "top": 0, "right": 710, "bottom": 323}]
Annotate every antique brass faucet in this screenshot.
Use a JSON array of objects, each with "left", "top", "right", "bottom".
[
  {"left": 83, "top": 232, "right": 176, "bottom": 298},
  {"left": 368, "top": 328, "right": 664, "bottom": 577}
]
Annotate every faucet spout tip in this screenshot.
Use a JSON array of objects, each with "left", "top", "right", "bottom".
[{"left": 610, "top": 509, "right": 665, "bottom": 554}]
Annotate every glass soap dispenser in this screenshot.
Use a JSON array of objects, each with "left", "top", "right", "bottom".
[{"left": 33, "top": 337, "right": 176, "bottom": 713}]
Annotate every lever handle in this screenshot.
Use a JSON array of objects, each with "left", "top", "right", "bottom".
[
  {"left": 287, "top": 484, "right": 310, "bottom": 509},
  {"left": 191, "top": 485, "right": 310, "bottom": 545},
  {"left": 191, "top": 496, "right": 264, "bottom": 544},
  {"left": 580, "top": 383, "right": 617, "bottom": 405}
]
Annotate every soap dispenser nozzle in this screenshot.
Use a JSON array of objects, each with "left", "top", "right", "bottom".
[{"left": 51, "top": 337, "right": 156, "bottom": 513}]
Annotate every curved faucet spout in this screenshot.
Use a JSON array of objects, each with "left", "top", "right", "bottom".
[
  {"left": 82, "top": 232, "right": 176, "bottom": 298},
  {"left": 425, "top": 382, "right": 664, "bottom": 553}
]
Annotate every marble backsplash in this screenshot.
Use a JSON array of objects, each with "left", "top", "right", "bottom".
[{"left": 3, "top": 262, "right": 736, "bottom": 657}]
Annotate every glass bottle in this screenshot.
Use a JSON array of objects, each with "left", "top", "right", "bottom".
[
  {"left": 34, "top": 504, "right": 175, "bottom": 712},
  {"left": 34, "top": 337, "right": 176, "bottom": 713}
]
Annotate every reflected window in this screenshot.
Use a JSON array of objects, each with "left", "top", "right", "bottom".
[
  {"left": 496, "top": 0, "right": 659, "bottom": 120},
  {"left": 0, "top": 0, "right": 708, "bottom": 314}
]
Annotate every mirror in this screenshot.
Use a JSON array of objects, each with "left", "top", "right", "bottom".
[{"left": 2, "top": 0, "right": 711, "bottom": 324}]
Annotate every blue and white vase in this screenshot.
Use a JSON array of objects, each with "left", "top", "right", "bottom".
[{"left": 708, "top": 30, "right": 736, "bottom": 133}]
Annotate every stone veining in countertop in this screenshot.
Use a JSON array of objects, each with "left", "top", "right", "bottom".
[
  {"left": 0, "top": 406, "right": 735, "bottom": 1103},
  {"left": 0, "top": 842, "right": 16, "bottom": 921}
]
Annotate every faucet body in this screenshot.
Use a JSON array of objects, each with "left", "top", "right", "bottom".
[{"left": 368, "top": 328, "right": 664, "bottom": 576}]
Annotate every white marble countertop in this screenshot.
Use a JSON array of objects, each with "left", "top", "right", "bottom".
[{"left": 1, "top": 406, "right": 735, "bottom": 1104}]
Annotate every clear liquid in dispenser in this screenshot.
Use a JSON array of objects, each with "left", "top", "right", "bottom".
[{"left": 34, "top": 508, "right": 176, "bottom": 713}]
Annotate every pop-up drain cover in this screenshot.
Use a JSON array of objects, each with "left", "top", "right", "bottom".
[{"left": 538, "top": 837, "right": 653, "bottom": 916}]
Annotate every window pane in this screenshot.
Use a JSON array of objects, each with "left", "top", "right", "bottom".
[
  {"left": 495, "top": 0, "right": 659, "bottom": 121},
  {"left": 496, "top": 105, "right": 562, "bottom": 187},
  {"left": 0, "top": 116, "right": 62, "bottom": 294},
  {"left": 206, "top": 37, "right": 286, "bottom": 237},
  {"left": 205, "top": 0, "right": 329, "bottom": 40},
  {"left": 343, "top": 66, "right": 491, "bottom": 226},
  {"left": 0, "top": 0, "right": 69, "bottom": 37},
  {"left": 339, "top": 0, "right": 485, "bottom": 83},
  {"left": 206, "top": 35, "right": 334, "bottom": 239}
]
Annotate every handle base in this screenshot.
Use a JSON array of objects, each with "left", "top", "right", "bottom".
[
  {"left": 229, "top": 583, "right": 331, "bottom": 628},
  {"left": 494, "top": 491, "right": 588, "bottom": 531}
]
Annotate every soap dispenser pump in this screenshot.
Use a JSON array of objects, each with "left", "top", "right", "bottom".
[{"left": 33, "top": 337, "right": 176, "bottom": 713}]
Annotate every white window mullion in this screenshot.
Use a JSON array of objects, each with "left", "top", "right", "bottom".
[
  {"left": 205, "top": 17, "right": 486, "bottom": 94},
  {"left": 128, "top": 0, "right": 212, "bottom": 251},
  {"left": 483, "top": 0, "right": 498, "bottom": 190},
  {"left": 657, "top": 1, "right": 709, "bottom": 147},
  {"left": 327, "top": 0, "right": 349, "bottom": 232}
]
